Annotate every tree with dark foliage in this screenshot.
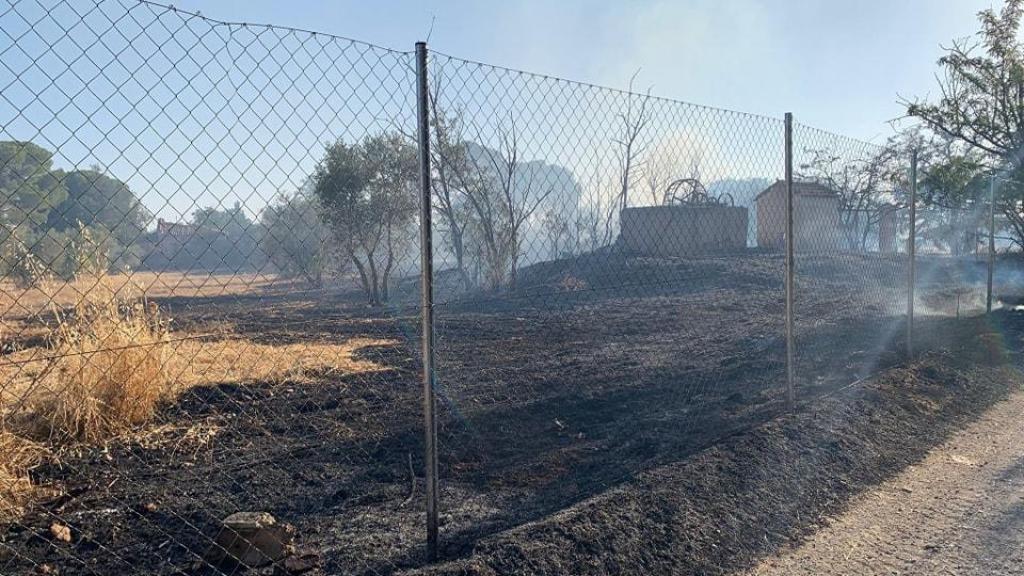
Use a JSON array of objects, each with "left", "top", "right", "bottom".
[
  {"left": 906, "top": 0, "right": 1024, "bottom": 248},
  {"left": 312, "top": 133, "right": 417, "bottom": 305}
]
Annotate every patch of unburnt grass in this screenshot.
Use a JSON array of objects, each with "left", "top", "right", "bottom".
[
  {"left": 0, "top": 271, "right": 395, "bottom": 520},
  {"left": 0, "top": 430, "right": 48, "bottom": 521},
  {"left": 24, "top": 285, "right": 173, "bottom": 444}
]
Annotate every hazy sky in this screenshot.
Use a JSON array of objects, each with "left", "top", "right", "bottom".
[
  {"left": 0, "top": 0, "right": 1000, "bottom": 221},
  {"left": 166, "top": 0, "right": 995, "bottom": 144}
]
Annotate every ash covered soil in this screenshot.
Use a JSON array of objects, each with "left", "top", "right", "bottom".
[{"left": 3, "top": 252, "right": 1022, "bottom": 575}]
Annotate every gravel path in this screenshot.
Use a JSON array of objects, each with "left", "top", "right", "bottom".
[{"left": 747, "top": 387, "right": 1024, "bottom": 576}]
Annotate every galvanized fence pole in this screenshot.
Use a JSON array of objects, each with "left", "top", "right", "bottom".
[
  {"left": 907, "top": 149, "right": 917, "bottom": 359},
  {"left": 784, "top": 112, "right": 795, "bottom": 408},
  {"left": 415, "top": 41, "right": 440, "bottom": 562},
  {"left": 987, "top": 175, "right": 996, "bottom": 314}
]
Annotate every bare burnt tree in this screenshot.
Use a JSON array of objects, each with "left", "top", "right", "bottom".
[
  {"left": 427, "top": 81, "right": 478, "bottom": 290},
  {"left": 606, "top": 74, "right": 652, "bottom": 244},
  {"left": 573, "top": 163, "right": 614, "bottom": 255},
  {"left": 460, "top": 147, "right": 508, "bottom": 290},
  {"left": 540, "top": 208, "right": 572, "bottom": 260},
  {"left": 484, "top": 116, "right": 552, "bottom": 289},
  {"left": 459, "top": 115, "right": 553, "bottom": 290},
  {"left": 800, "top": 144, "right": 898, "bottom": 251}
]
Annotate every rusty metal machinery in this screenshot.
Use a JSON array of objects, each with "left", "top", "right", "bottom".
[{"left": 664, "top": 178, "right": 734, "bottom": 206}]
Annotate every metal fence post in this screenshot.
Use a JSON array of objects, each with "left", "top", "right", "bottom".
[
  {"left": 907, "top": 149, "right": 917, "bottom": 359},
  {"left": 415, "top": 41, "right": 440, "bottom": 562},
  {"left": 784, "top": 112, "right": 795, "bottom": 408},
  {"left": 987, "top": 175, "right": 996, "bottom": 314}
]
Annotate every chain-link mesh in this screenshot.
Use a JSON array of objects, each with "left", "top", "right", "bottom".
[
  {"left": 1, "top": 1, "right": 425, "bottom": 574},
  {"left": 0, "top": 0, "right": 1014, "bottom": 574},
  {"left": 425, "top": 53, "right": 789, "bottom": 554},
  {"left": 788, "top": 123, "right": 912, "bottom": 392},
  {"left": 914, "top": 205, "right": 991, "bottom": 319}
]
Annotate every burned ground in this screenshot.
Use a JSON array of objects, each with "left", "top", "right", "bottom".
[
  {"left": 411, "top": 339, "right": 1022, "bottom": 576},
  {"left": 1, "top": 252, "right": 1020, "bottom": 575}
]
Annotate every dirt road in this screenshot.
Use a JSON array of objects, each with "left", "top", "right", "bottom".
[{"left": 747, "top": 387, "right": 1024, "bottom": 576}]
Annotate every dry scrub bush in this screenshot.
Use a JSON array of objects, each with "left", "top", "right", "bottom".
[
  {"left": 0, "top": 319, "right": 12, "bottom": 354},
  {"left": 0, "top": 430, "right": 47, "bottom": 520},
  {"left": 557, "top": 273, "right": 588, "bottom": 292},
  {"left": 0, "top": 272, "right": 175, "bottom": 513},
  {"left": 26, "top": 284, "right": 173, "bottom": 444},
  {"left": 0, "top": 258, "right": 393, "bottom": 514}
]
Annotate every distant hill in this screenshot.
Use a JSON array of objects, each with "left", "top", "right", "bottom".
[
  {"left": 464, "top": 142, "right": 582, "bottom": 211},
  {"left": 706, "top": 177, "right": 772, "bottom": 208},
  {"left": 464, "top": 142, "right": 585, "bottom": 262}
]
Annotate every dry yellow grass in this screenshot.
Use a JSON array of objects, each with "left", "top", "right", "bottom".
[
  {"left": 0, "top": 431, "right": 48, "bottom": 520},
  {"left": 0, "top": 271, "right": 284, "bottom": 319},
  {"left": 171, "top": 337, "right": 391, "bottom": 388},
  {"left": 0, "top": 272, "right": 392, "bottom": 517},
  {"left": 1, "top": 337, "right": 393, "bottom": 408},
  {"left": 24, "top": 291, "right": 173, "bottom": 444}
]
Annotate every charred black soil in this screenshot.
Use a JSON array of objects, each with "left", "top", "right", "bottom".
[
  {"left": 409, "top": 329, "right": 1023, "bottom": 576},
  {"left": 2, "top": 253, "right": 1021, "bottom": 576}
]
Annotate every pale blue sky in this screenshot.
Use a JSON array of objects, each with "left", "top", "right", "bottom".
[
  {"left": 167, "top": 0, "right": 994, "bottom": 143},
  {"left": 0, "top": 0, "right": 998, "bottom": 221}
]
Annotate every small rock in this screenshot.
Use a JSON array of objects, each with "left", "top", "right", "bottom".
[
  {"left": 49, "top": 523, "right": 71, "bottom": 543},
  {"left": 224, "top": 511, "right": 276, "bottom": 532},
  {"left": 205, "top": 512, "right": 294, "bottom": 569}
]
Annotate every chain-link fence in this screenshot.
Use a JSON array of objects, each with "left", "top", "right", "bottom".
[
  {"left": 425, "top": 53, "right": 790, "bottom": 558},
  {"left": 788, "top": 124, "right": 913, "bottom": 394},
  {"left": 1, "top": 1, "right": 424, "bottom": 574},
  {"left": 0, "top": 0, "right": 1018, "bottom": 574}
]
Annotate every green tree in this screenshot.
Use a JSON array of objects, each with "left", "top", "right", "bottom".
[
  {"left": 0, "top": 141, "right": 66, "bottom": 233},
  {"left": 260, "top": 189, "right": 328, "bottom": 286},
  {"left": 920, "top": 154, "right": 987, "bottom": 209},
  {"left": 312, "top": 133, "right": 417, "bottom": 305},
  {"left": 1, "top": 141, "right": 65, "bottom": 281},
  {"left": 916, "top": 149, "right": 989, "bottom": 255},
  {"left": 44, "top": 169, "right": 150, "bottom": 272},
  {"left": 190, "top": 203, "right": 260, "bottom": 272},
  {"left": 192, "top": 203, "right": 254, "bottom": 239},
  {"left": 47, "top": 169, "right": 149, "bottom": 246},
  {"left": 906, "top": 0, "right": 1024, "bottom": 247}
]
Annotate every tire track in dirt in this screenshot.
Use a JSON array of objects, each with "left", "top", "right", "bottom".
[{"left": 746, "top": 387, "right": 1024, "bottom": 576}]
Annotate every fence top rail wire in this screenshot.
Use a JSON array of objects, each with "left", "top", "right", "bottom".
[
  {"left": 13, "top": 0, "right": 888, "bottom": 150},
  {"left": 129, "top": 0, "right": 412, "bottom": 54},
  {"left": 792, "top": 119, "right": 887, "bottom": 156},
  {"left": 5, "top": 0, "right": 892, "bottom": 153},
  {"left": 429, "top": 49, "right": 788, "bottom": 123}
]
